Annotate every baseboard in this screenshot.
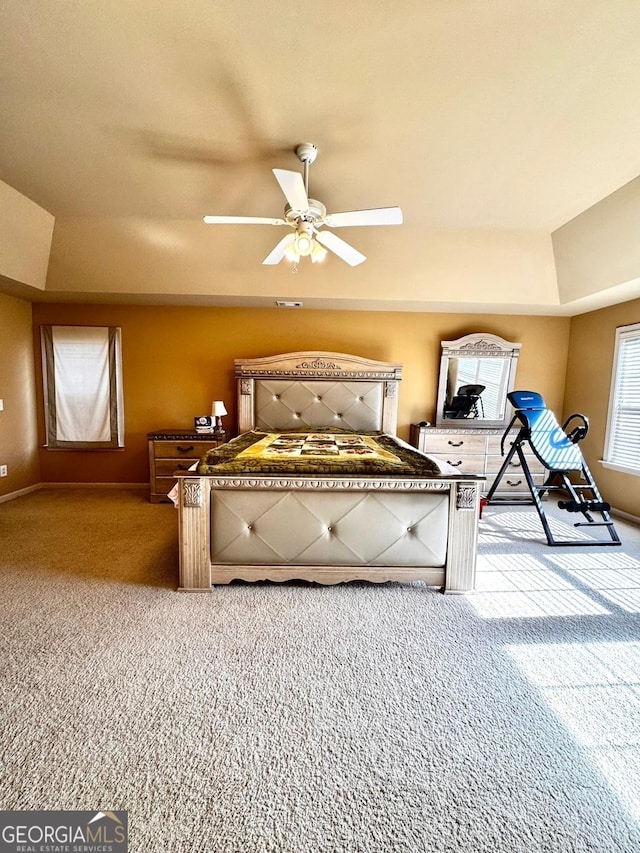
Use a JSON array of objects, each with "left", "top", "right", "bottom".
[
  {"left": 0, "top": 484, "right": 41, "bottom": 504},
  {"left": 40, "top": 482, "right": 148, "bottom": 490},
  {"left": 0, "top": 482, "right": 149, "bottom": 504},
  {"left": 612, "top": 507, "right": 640, "bottom": 526}
]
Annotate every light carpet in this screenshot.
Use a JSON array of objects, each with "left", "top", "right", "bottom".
[{"left": 1, "top": 488, "right": 639, "bottom": 852}]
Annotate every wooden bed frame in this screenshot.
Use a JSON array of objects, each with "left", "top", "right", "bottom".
[{"left": 176, "top": 352, "right": 482, "bottom": 593}]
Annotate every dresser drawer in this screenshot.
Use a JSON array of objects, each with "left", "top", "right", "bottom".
[
  {"left": 435, "top": 455, "right": 486, "bottom": 475},
  {"left": 485, "top": 453, "right": 546, "bottom": 476},
  {"left": 492, "top": 476, "right": 530, "bottom": 495},
  {"left": 486, "top": 433, "right": 518, "bottom": 454},
  {"left": 419, "top": 433, "right": 487, "bottom": 454},
  {"left": 155, "top": 440, "right": 218, "bottom": 458},
  {"left": 489, "top": 472, "right": 547, "bottom": 496},
  {"left": 154, "top": 457, "right": 200, "bottom": 476}
]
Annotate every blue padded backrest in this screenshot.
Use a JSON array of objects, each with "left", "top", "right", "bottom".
[
  {"left": 507, "top": 390, "right": 584, "bottom": 472},
  {"left": 508, "top": 390, "right": 545, "bottom": 410}
]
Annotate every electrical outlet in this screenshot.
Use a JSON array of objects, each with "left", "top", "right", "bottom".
[
  {"left": 0, "top": 465, "right": 7, "bottom": 477},
  {"left": 0, "top": 399, "right": 4, "bottom": 410}
]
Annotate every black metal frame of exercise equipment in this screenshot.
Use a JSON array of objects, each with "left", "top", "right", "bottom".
[
  {"left": 443, "top": 383, "right": 486, "bottom": 420},
  {"left": 484, "top": 391, "right": 621, "bottom": 547}
]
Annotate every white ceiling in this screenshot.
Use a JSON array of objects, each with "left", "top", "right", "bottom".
[{"left": 3, "top": 0, "right": 640, "bottom": 313}]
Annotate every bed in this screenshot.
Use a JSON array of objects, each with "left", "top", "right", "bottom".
[{"left": 175, "top": 352, "right": 482, "bottom": 593}]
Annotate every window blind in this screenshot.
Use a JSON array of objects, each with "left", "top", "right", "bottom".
[
  {"left": 604, "top": 324, "right": 640, "bottom": 473},
  {"left": 455, "top": 357, "right": 508, "bottom": 420}
]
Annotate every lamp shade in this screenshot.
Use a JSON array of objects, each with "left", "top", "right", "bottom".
[
  {"left": 310, "top": 241, "right": 328, "bottom": 263},
  {"left": 294, "top": 231, "right": 314, "bottom": 256},
  {"left": 212, "top": 401, "right": 227, "bottom": 417}
]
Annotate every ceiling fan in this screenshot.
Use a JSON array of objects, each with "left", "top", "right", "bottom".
[{"left": 203, "top": 143, "right": 402, "bottom": 266}]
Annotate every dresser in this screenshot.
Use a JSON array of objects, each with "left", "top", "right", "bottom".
[
  {"left": 147, "top": 430, "right": 226, "bottom": 503},
  {"left": 409, "top": 424, "right": 547, "bottom": 497}
]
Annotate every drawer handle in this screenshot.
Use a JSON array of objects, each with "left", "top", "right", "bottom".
[
  {"left": 447, "top": 460, "right": 463, "bottom": 467},
  {"left": 506, "top": 479, "right": 523, "bottom": 486},
  {"left": 176, "top": 445, "right": 195, "bottom": 453},
  {"left": 447, "top": 440, "right": 464, "bottom": 447}
]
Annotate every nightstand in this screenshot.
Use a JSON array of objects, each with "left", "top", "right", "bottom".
[{"left": 147, "top": 429, "right": 226, "bottom": 503}]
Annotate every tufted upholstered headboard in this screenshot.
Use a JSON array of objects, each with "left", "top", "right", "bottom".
[{"left": 234, "top": 352, "right": 403, "bottom": 435}]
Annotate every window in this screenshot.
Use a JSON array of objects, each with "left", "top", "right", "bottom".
[
  {"left": 603, "top": 323, "right": 640, "bottom": 475},
  {"left": 41, "top": 325, "right": 124, "bottom": 449},
  {"left": 455, "top": 357, "right": 509, "bottom": 420}
]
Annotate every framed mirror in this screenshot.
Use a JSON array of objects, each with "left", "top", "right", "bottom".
[{"left": 435, "top": 333, "right": 522, "bottom": 429}]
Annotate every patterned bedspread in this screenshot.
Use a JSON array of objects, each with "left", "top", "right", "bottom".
[{"left": 196, "top": 428, "right": 444, "bottom": 476}]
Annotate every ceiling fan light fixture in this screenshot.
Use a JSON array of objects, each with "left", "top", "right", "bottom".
[
  {"left": 310, "top": 241, "right": 328, "bottom": 263},
  {"left": 285, "top": 243, "right": 300, "bottom": 263},
  {"left": 295, "top": 234, "right": 313, "bottom": 255},
  {"left": 294, "top": 225, "right": 314, "bottom": 256}
]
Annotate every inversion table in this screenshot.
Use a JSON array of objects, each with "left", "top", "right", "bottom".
[{"left": 485, "top": 391, "right": 621, "bottom": 546}]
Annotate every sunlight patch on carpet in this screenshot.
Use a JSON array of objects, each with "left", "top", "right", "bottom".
[
  {"left": 507, "top": 641, "right": 640, "bottom": 822},
  {"left": 480, "top": 508, "right": 602, "bottom": 545},
  {"left": 470, "top": 552, "right": 610, "bottom": 619},
  {"left": 547, "top": 552, "right": 640, "bottom": 614}
]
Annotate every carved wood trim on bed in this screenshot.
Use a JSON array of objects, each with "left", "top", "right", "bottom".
[{"left": 235, "top": 351, "right": 402, "bottom": 435}]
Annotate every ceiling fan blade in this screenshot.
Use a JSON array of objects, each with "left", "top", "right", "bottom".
[
  {"left": 324, "top": 206, "right": 403, "bottom": 227},
  {"left": 272, "top": 169, "right": 309, "bottom": 213},
  {"left": 203, "top": 215, "right": 286, "bottom": 225},
  {"left": 262, "top": 232, "right": 296, "bottom": 265},
  {"left": 315, "top": 231, "right": 366, "bottom": 266}
]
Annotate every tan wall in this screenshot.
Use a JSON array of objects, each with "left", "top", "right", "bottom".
[
  {"left": 0, "top": 293, "right": 40, "bottom": 497},
  {"left": 564, "top": 296, "right": 640, "bottom": 518},
  {"left": 0, "top": 180, "right": 54, "bottom": 289},
  {"left": 0, "top": 291, "right": 633, "bottom": 518},
  {"left": 552, "top": 175, "right": 640, "bottom": 518},
  {"left": 553, "top": 177, "right": 640, "bottom": 304},
  {"left": 47, "top": 219, "right": 559, "bottom": 310},
  {"left": 30, "top": 302, "right": 570, "bottom": 486}
]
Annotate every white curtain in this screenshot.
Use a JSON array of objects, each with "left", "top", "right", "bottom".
[
  {"left": 52, "top": 326, "right": 112, "bottom": 442},
  {"left": 42, "top": 325, "right": 123, "bottom": 448}
]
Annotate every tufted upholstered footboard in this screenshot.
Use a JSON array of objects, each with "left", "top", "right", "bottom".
[{"left": 176, "top": 472, "right": 481, "bottom": 592}]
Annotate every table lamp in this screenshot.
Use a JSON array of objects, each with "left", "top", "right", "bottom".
[{"left": 211, "top": 400, "right": 227, "bottom": 438}]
